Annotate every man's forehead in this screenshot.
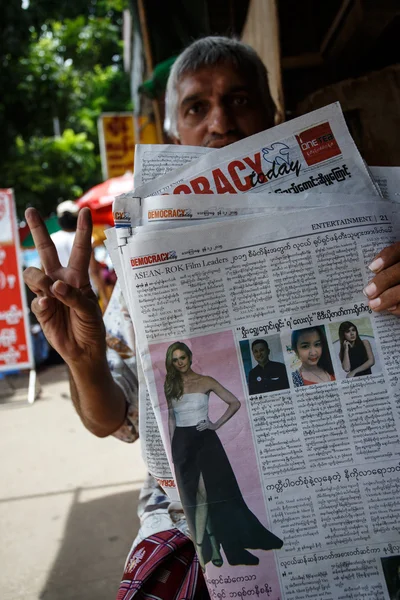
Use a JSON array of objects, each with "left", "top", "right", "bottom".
[{"left": 177, "top": 64, "right": 251, "bottom": 100}]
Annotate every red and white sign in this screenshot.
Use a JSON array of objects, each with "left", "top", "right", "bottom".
[
  {"left": 0, "top": 189, "right": 33, "bottom": 371},
  {"left": 295, "top": 122, "right": 341, "bottom": 166}
]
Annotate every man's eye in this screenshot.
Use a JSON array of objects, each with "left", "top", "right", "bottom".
[
  {"left": 232, "top": 96, "right": 249, "bottom": 106},
  {"left": 187, "top": 103, "right": 204, "bottom": 115}
]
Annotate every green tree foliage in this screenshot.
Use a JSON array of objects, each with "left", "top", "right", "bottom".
[{"left": 1, "top": 0, "right": 131, "bottom": 217}]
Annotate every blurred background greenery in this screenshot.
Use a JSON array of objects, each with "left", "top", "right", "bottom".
[{"left": 2, "top": 0, "right": 131, "bottom": 217}]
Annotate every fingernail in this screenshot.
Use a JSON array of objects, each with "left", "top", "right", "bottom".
[
  {"left": 387, "top": 305, "right": 398, "bottom": 311},
  {"left": 369, "top": 297, "right": 381, "bottom": 309},
  {"left": 25, "top": 207, "right": 40, "bottom": 225},
  {"left": 363, "top": 282, "right": 377, "bottom": 297},
  {"left": 38, "top": 296, "right": 49, "bottom": 308},
  {"left": 53, "top": 280, "right": 67, "bottom": 296},
  {"left": 368, "top": 257, "right": 384, "bottom": 272}
]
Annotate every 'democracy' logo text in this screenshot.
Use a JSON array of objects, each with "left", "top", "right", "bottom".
[
  {"left": 295, "top": 122, "right": 341, "bottom": 166},
  {"left": 130, "top": 250, "right": 177, "bottom": 268},
  {"left": 148, "top": 208, "right": 192, "bottom": 220},
  {"left": 113, "top": 210, "right": 130, "bottom": 223}
]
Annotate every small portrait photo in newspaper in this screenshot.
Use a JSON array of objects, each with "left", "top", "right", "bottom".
[
  {"left": 282, "top": 325, "right": 336, "bottom": 387},
  {"left": 328, "top": 316, "right": 380, "bottom": 379},
  {"left": 149, "top": 331, "right": 283, "bottom": 572},
  {"left": 381, "top": 555, "right": 400, "bottom": 600},
  {"left": 239, "top": 335, "right": 290, "bottom": 396}
]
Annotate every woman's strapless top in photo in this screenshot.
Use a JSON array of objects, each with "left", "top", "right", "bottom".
[{"left": 171, "top": 393, "right": 209, "bottom": 427}]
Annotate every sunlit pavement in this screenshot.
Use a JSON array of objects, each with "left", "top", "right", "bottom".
[{"left": 0, "top": 364, "right": 147, "bottom": 599}]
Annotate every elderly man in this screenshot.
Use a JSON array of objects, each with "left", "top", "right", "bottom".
[{"left": 24, "top": 36, "right": 400, "bottom": 598}]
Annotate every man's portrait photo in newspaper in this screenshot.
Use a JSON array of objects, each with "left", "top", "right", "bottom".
[
  {"left": 239, "top": 335, "right": 290, "bottom": 396},
  {"left": 328, "top": 316, "right": 380, "bottom": 379},
  {"left": 284, "top": 325, "right": 336, "bottom": 387},
  {"left": 149, "top": 331, "right": 283, "bottom": 573}
]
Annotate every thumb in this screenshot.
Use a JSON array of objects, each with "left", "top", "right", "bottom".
[{"left": 31, "top": 295, "right": 57, "bottom": 322}]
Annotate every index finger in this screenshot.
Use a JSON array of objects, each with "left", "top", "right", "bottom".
[
  {"left": 68, "top": 208, "right": 93, "bottom": 281},
  {"left": 25, "top": 208, "right": 62, "bottom": 275}
]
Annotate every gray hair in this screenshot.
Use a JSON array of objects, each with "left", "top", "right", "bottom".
[{"left": 165, "top": 36, "right": 275, "bottom": 138}]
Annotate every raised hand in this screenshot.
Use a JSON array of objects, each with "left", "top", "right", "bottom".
[
  {"left": 363, "top": 242, "right": 400, "bottom": 316},
  {"left": 23, "top": 207, "right": 106, "bottom": 365}
]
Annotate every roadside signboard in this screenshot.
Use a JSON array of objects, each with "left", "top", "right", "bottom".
[
  {"left": 98, "top": 112, "right": 157, "bottom": 179},
  {"left": 0, "top": 189, "right": 33, "bottom": 372}
]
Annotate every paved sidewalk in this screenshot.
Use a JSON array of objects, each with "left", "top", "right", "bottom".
[{"left": 0, "top": 364, "right": 147, "bottom": 599}]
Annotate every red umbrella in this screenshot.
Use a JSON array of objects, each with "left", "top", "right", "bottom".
[{"left": 77, "top": 172, "right": 134, "bottom": 225}]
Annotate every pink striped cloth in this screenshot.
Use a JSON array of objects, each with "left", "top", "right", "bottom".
[{"left": 117, "top": 529, "right": 209, "bottom": 600}]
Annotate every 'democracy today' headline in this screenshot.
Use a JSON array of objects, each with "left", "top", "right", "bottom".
[{"left": 132, "top": 103, "right": 377, "bottom": 201}]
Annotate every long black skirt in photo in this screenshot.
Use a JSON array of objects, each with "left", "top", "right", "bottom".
[{"left": 171, "top": 426, "right": 283, "bottom": 566}]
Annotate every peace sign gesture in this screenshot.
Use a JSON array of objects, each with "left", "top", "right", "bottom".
[{"left": 23, "top": 207, "right": 106, "bottom": 365}]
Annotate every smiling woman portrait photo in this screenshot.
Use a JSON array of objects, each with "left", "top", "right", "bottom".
[{"left": 290, "top": 326, "right": 335, "bottom": 387}]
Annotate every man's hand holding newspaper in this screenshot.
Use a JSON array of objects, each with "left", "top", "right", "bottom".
[{"left": 365, "top": 242, "right": 400, "bottom": 314}]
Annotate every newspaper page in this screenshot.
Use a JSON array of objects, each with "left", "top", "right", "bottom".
[
  {"left": 119, "top": 202, "right": 400, "bottom": 599},
  {"left": 370, "top": 167, "right": 400, "bottom": 200},
  {"left": 110, "top": 191, "right": 386, "bottom": 477},
  {"left": 132, "top": 103, "right": 380, "bottom": 199},
  {"left": 133, "top": 144, "right": 211, "bottom": 188}
]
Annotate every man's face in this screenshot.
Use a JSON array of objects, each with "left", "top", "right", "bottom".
[
  {"left": 175, "top": 63, "right": 273, "bottom": 148},
  {"left": 252, "top": 342, "right": 270, "bottom": 367}
]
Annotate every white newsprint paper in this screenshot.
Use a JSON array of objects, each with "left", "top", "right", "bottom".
[
  {"left": 370, "top": 166, "right": 400, "bottom": 200},
  {"left": 132, "top": 103, "right": 380, "bottom": 199},
  {"left": 116, "top": 201, "right": 400, "bottom": 599},
  {"left": 108, "top": 191, "right": 387, "bottom": 488},
  {"left": 133, "top": 144, "right": 211, "bottom": 189},
  {"left": 113, "top": 191, "right": 382, "bottom": 229}
]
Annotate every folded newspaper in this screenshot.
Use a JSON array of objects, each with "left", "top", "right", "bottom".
[
  {"left": 105, "top": 103, "right": 400, "bottom": 599},
  {"left": 131, "top": 102, "right": 380, "bottom": 198}
]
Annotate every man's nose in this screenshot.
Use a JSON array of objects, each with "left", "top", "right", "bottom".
[{"left": 207, "top": 102, "right": 234, "bottom": 135}]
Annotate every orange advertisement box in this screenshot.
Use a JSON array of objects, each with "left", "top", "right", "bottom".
[
  {"left": 0, "top": 189, "right": 33, "bottom": 371},
  {"left": 98, "top": 113, "right": 157, "bottom": 179}
]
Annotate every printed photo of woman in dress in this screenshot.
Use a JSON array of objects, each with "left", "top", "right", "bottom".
[
  {"left": 338, "top": 321, "right": 375, "bottom": 377},
  {"left": 291, "top": 326, "right": 335, "bottom": 387},
  {"left": 164, "top": 341, "right": 283, "bottom": 571}
]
